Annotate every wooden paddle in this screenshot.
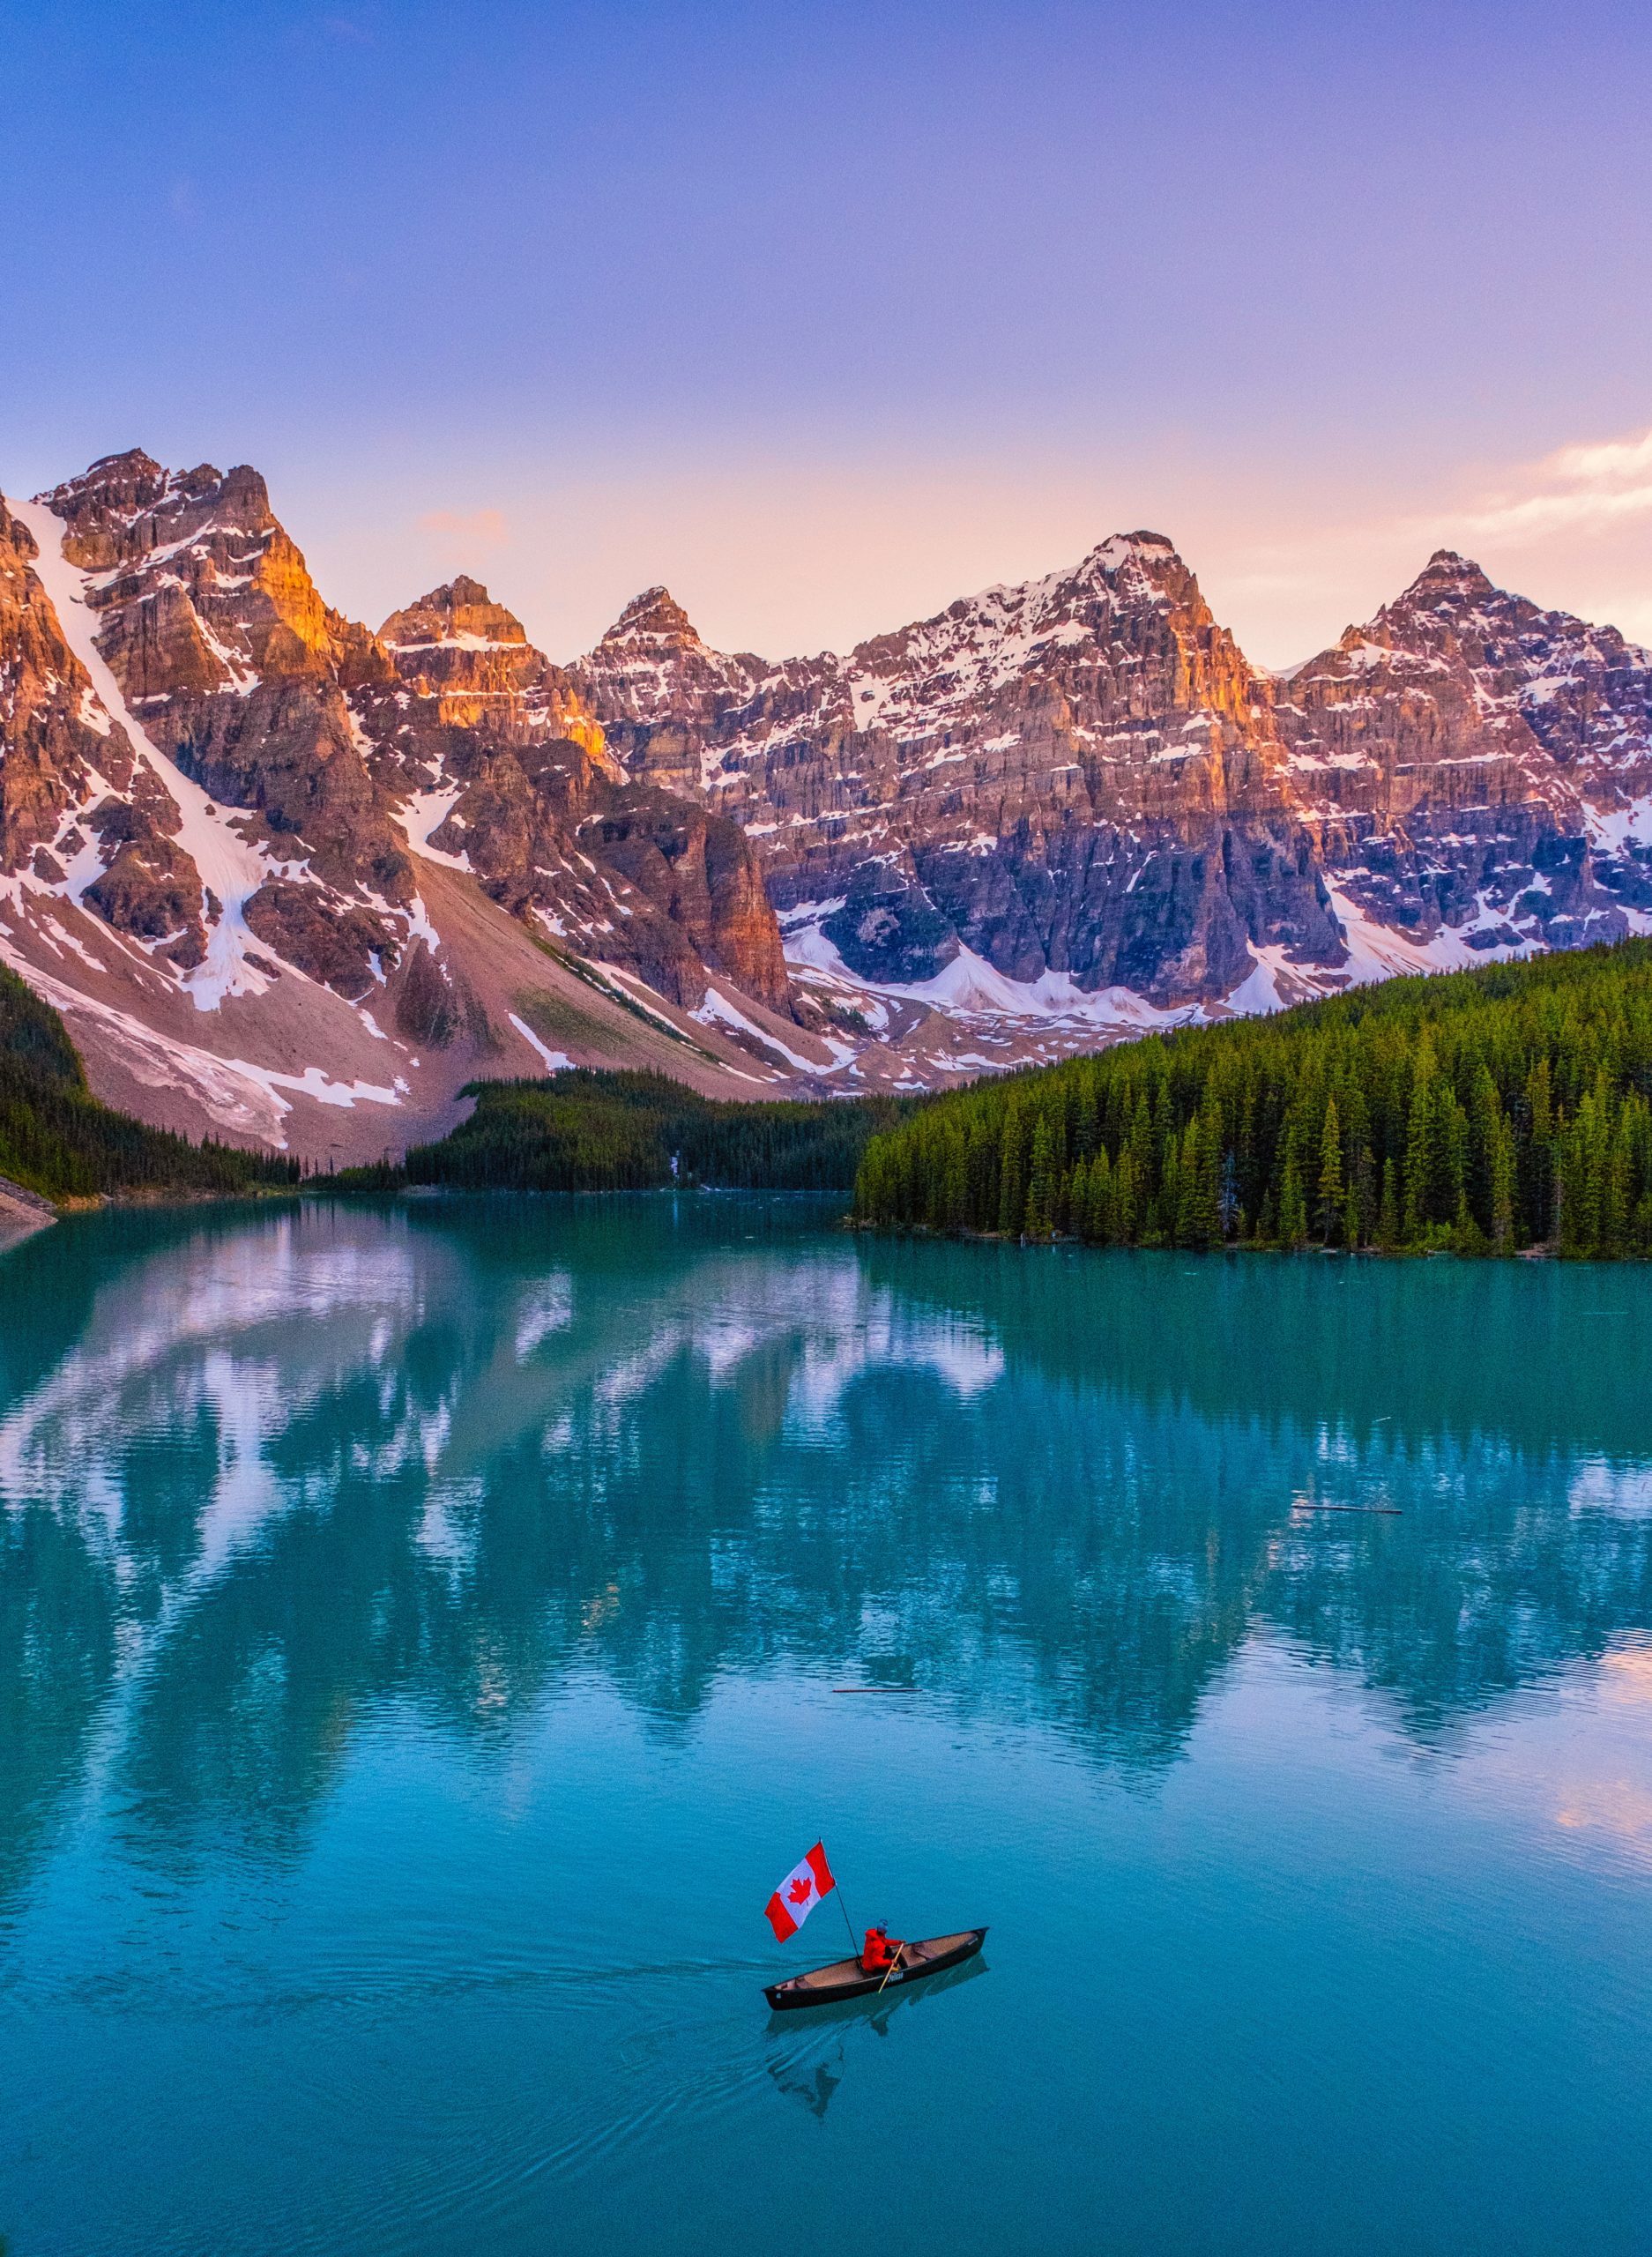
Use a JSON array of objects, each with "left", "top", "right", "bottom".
[{"left": 875, "top": 1940, "right": 907, "bottom": 1995}]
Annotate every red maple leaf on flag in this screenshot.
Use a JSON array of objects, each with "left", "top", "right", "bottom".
[{"left": 786, "top": 1874, "right": 814, "bottom": 1905}]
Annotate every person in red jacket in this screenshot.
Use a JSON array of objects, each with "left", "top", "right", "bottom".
[{"left": 861, "top": 1923, "right": 904, "bottom": 1975}]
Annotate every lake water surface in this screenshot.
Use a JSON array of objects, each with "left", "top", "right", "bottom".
[{"left": 2, "top": 1197, "right": 1650, "bottom": 2255}]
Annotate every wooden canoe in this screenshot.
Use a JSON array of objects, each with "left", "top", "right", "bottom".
[{"left": 763, "top": 1926, "right": 986, "bottom": 2011}]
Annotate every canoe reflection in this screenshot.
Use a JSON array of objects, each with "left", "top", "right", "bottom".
[{"left": 764, "top": 1954, "right": 991, "bottom": 2118}]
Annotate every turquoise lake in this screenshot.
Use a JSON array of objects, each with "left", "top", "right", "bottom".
[{"left": 2, "top": 1196, "right": 1650, "bottom": 2255}]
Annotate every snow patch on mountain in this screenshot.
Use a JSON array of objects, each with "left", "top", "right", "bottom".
[
  {"left": 397, "top": 785, "right": 473, "bottom": 873},
  {"left": 691, "top": 982, "right": 822, "bottom": 1073},
  {"left": 506, "top": 1014, "right": 572, "bottom": 1072},
  {"left": 785, "top": 911, "right": 1200, "bottom": 1033},
  {"left": 8, "top": 497, "right": 284, "bottom": 1012}
]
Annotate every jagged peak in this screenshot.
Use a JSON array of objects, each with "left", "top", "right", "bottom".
[
  {"left": 1392, "top": 549, "right": 1500, "bottom": 608},
  {"left": 1095, "top": 529, "right": 1179, "bottom": 567},
  {"left": 79, "top": 446, "right": 164, "bottom": 485},
  {"left": 35, "top": 453, "right": 275, "bottom": 551},
  {"left": 379, "top": 577, "right": 530, "bottom": 651},
  {"left": 971, "top": 532, "right": 1190, "bottom": 613},
  {"left": 945, "top": 533, "right": 1201, "bottom": 646},
  {"left": 36, "top": 447, "right": 167, "bottom": 521},
  {"left": 1067, "top": 530, "right": 1185, "bottom": 585},
  {"left": 602, "top": 585, "right": 703, "bottom": 646},
  {"left": 1317, "top": 549, "right": 1512, "bottom": 661},
  {"left": 444, "top": 573, "right": 494, "bottom": 608}
]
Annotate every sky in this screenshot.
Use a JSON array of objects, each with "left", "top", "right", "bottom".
[{"left": 5, "top": 0, "right": 1652, "bottom": 668}]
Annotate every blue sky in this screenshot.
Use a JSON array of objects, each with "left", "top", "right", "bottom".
[{"left": 6, "top": 1, "right": 1652, "bottom": 664}]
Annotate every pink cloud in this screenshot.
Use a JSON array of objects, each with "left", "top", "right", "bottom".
[{"left": 417, "top": 507, "right": 510, "bottom": 547}]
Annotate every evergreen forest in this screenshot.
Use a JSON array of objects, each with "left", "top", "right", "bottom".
[
  {"left": 852, "top": 941, "right": 1652, "bottom": 1259},
  {"left": 0, "top": 964, "right": 300, "bottom": 1203},
  {"left": 389, "top": 1071, "right": 908, "bottom": 1193}
]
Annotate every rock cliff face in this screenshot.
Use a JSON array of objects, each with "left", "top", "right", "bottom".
[
  {"left": 577, "top": 585, "right": 768, "bottom": 796},
  {"left": 17, "top": 452, "right": 791, "bottom": 1017},
  {"left": 1, "top": 489, "right": 217, "bottom": 968},
  {"left": 579, "top": 538, "right": 1345, "bottom": 1000},
  {"left": 35, "top": 451, "right": 413, "bottom": 998},
  {"left": 0, "top": 453, "right": 822, "bottom": 1163},
  {"left": 370, "top": 577, "right": 792, "bottom": 1013},
  {"left": 0, "top": 497, "right": 136, "bottom": 875},
  {"left": 1276, "top": 552, "right": 1652, "bottom": 953},
  {"left": 578, "top": 538, "right": 1652, "bottom": 1005}
]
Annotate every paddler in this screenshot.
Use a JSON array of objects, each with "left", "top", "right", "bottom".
[{"left": 860, "top": 1921, "right": 904, "bottom": 1974}]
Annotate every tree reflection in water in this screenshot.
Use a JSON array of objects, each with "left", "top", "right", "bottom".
[{"left": 3, "top": 1196, "right": 1650, "bottom": 1914}]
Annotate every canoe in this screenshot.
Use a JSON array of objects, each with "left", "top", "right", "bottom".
[{"left": 763, "top": 1926, "right": 986, "bottom": 2011}]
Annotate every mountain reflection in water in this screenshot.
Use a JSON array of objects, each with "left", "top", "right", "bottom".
[{"left": 3, "top": 1195, "right": 1651, "bottom": 1919}]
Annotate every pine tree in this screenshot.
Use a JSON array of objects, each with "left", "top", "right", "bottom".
[
  {"left": 1069, "top": 1154, "right": 1092, "bottom": 1240},
  {"left": 1025, "top": 1112, "right": 1056, "bottom": 1238},
  {"left": 1218, "top": 1148, "right": 1240, "bottom": 1240},
  {"left": 1176, "top": 1115, "right": 1221, "bottom": 1248},
  {"left": 1377, "top": 1155, "right": 1399, "bottom": 1250},
  {"left": 1075, "top": 1078, "right": 1100, "bottom": 1159},
  {"left": 997, "top": 1104, "right": 1028, "bottom": 1236},
  {"left": 1403, "top": 1043, "right": 1438, "bottom": 1241},
  {"left": 1277, "top": 1139, "right": 1308, "bottom": 1248},
  {"left": 1317, "top": 1095, "right": 1343, "bottom": 1245},
  {"left": 1524, "top": 1053, "right": 1556, "bottom": 1242},
  {"left": 1089, "top": 1146, "right": 1115, "bottom": 1241},
  {"left": 1113, "top": 1147, "right": 1138, "bottom": 1245},
  {"left": 1489, "top": 1109, "right": 1517, "bottom": 1251}
]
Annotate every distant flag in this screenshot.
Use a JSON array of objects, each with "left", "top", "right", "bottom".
[{"left": 764, "top": 1841, "right": 837, "bottom": 1941}]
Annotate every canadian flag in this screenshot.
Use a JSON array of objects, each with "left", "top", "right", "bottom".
[{"left": 763, "top": 1841, "right": 837, "bottom": 1941}]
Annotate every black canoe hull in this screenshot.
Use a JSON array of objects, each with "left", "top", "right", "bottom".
[{"left": 763, "top": 1926, "right": 987, "bottom": 2011}]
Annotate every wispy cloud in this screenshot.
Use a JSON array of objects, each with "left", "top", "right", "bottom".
[
  {"left": 417, "top": 507, "right": 510, "bottom": 548},
  {"left": 1456, "top": 425, "right": 1652, "bottom": 541}
]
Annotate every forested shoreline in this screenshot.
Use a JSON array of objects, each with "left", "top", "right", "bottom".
[
  {"left": 0, "top": 965, "right": 299, "bottom": 1205},
  {"left": 18, "top": 936, "right": 1652, "bottom": 1256},
  {"left": 376, "top": 1071, "right": 908, "bottom": 1193},
  {"left": 0, "top": 957, "right": 894, "bottom": 1215},
  {"left": 853, "top": 942, "right": 1652, "bottom": 1259}
]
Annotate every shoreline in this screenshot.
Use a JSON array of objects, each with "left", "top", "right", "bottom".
[{"left": 0, "top": 1172, "right": 60, "bottom": 1244}]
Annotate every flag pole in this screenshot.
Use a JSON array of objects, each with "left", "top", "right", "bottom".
[{"left": 825, "top": 1838, "right": 859, "bottom": 1955}]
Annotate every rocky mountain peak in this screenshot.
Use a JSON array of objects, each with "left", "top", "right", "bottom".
[
  {"left": 576, "top": 587, "right": 765, "bottom": 752},
  {"left": 927, "top": 533, "right": 1217, "bottom": 674},
  {"left": 606, "top": 585, "right": 702, "bottom": 644},
  {"left": 1, "top": 495, "right": 38, "bottom": 562},
  {"left": 37, "top": 447, "right": 167, "bottom": 534},
  {"left": 379, "top": 578, "right": 529, "bottom": 652},
  {"left": 40, "top": 451, "right": 275, "bottom": 574},
  {"left": 52, "top": 453, "right": 359, "bottom": 695},
  {"left": 1382, "top": 549, "right": 1501, "bottom": 623},
  {"left": 1085, "top": 529, "right": 1179, "bottom": 575}
]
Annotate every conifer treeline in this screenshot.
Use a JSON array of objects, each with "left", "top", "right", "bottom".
[
  {"left": 853, "top": 942, "right": 1652, "bottom": 1258},
  {"left": 392, "top": 1071, "right": 910, "bottom": 1193},
  {"left": 0, "top": 964, "right": 299, "bottom": 1202}
]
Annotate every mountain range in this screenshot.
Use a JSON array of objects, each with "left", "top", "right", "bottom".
[{"left": 4, "top": 445, "right": 1650, "bottom": 1160}]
